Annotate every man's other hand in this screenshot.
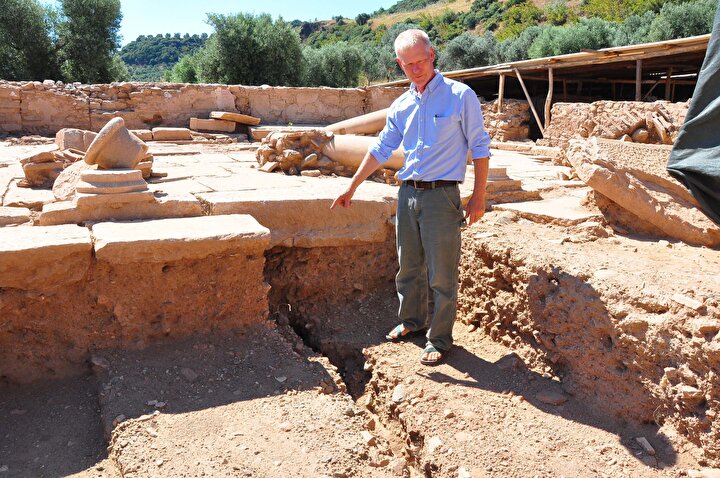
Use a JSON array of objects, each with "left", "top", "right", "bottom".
[{"left": 464, "top": 193, "right": 486, "bottom": 225}]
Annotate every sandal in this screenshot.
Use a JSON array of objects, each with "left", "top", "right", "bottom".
[
  {"left": 420, "top": 344, "right": 448, "bottom": 366},
  {"left": 385, "top": 324, "right": 422, "bottom": 342}
]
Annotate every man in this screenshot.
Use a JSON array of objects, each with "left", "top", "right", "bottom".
[{"left": 331, "top": 29, "right": 490, "bottom": 365}]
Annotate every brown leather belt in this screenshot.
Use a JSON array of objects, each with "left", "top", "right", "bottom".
[{"left": 404, "top": 180, "right": 460, "bottom": 189}]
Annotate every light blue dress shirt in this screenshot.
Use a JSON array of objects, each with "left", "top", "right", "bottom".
[{"left": 369, "top": 71, "right": 491, "bottom": 182}]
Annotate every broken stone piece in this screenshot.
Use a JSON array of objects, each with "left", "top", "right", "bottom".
[
  {"left": 536, "top": 389, "right": 568, "bottom": 405},
  {"left": 151, "top": 127, "right": 193, "bottom": 141},
  {"left": 85, "top": 117, "right": 149, "bottom": 169},
  {"left": 55, "top": 128, "right": 97, "bottom": 152},
  {"left": 76, "top": 169, "right": 149, "bottom": 195},
  {"left": 131, "top": 129, "right": 153, "bottom": 141},
  {"left": 210, "top": 111, "right": 261, "bottom": 125},
  {"left": 189, "top": 118, "right": 235, "bottom": 133}
]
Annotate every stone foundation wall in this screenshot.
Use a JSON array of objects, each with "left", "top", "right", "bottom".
[
  {"left": 0, "top": 80, "right": 408, "bottom": 135},
  {"left": 539, "top": 100, "right": 689, "bottom": 148}
]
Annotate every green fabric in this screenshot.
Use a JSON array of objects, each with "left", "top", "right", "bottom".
[{"left": 667, "top": 4, "right": 720, "bottom": 226}]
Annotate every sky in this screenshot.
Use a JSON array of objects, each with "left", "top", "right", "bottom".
[{"left": 41, "top": 0, "right": 394, "bottom": 46}]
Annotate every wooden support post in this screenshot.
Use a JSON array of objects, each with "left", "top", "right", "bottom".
[
  {"left": 665, "top": 67, "right": 673, "bottom": 101},
  {"left": 642, "top": 79, "right": 663, "bottom": 101},
  {"left": 544, "top": 68, "right": 554, "bottom": 131},
  {"left": 635, "top": 59, "right": 643, "bottom": 101},
  {"left": 497, "top": 74, "right": 505, "bottom": 113},
  {"left": 514, "top": 68, "right": 545, "bottom": 137}
]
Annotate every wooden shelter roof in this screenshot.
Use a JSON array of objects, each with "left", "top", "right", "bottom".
[{"left": 374, "top": 34, "right": 710, "bottom": 88}]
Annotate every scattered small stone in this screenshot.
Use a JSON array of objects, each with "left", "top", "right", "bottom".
[
  {"left": 278, "top": 421, "right": 293, "bottom": 432},
  {"left": 427, "top": 436, "right": 443, "bottom": 454},
  {"left": 688, "top": 469, "right": 720, "bottom": 478},
  {"left": 366, "top": 417, "right": 376, "bottom": 431},
  {"left": 672, "top": 293, "right": 704, "bottom": 311},
  {"left": 90, "top": 355, "right": 110, "bottom": 371},
  {"left": 635, "top": 437, "right": 656, "bottom": 455},
  {"left": 275, "top": 376, "right": 287, "bottom": 383},
  {"left": 391, "top": 384, "right": 406, "bottom": 403},
  {"left": 155, "top": 401, "right": 167, "bottom": 409},
  {"left": 536, "top": 389, "right": 568, "bottom": 405},
  {"left": 9, "top": 409, "right": 26, "bottom": 416},
  {"left": 320, "top": 456, "right": 333, "bottom": 463},
  {"left": 657, "top": 240, "right": 671, "bottom": 248},
  {"left": 274, "top": 460, "right": 282, "bottom": 466},
  {"left": 443, "top": 409, "right": 455, "bottom": 419},
  {"left": 343, "top": 407, "right": 355, "bottom": 417},
  {"left": 363, "top": 362, "right": 373, "bottom": 372},
  {"left": 0, "top": 465, "right": 8, "bottom": 473},
  {"left": 180, "top": 367, "right": 199, "bottom": 382},
  {"left": 155, "top": 458, "right": 164, "bottom": 467},
  {"left": 361, "top": 430, "right": 376, "bottom": 447},
  {"left": 113, "top": 414, "right": 126, "bottom": 426},
  {"left": 300, "top": 169, "right": 322, "bottom": 177}
]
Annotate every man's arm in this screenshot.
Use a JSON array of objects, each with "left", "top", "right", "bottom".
[
  {"left": 465, "top": 156, "right": 489, "bottom": 225},
  {"left": 330, "top": 152, "right": 382, "bottom": 209}
]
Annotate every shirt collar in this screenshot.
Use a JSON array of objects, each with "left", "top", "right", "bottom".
[{"left": 410, "top": 70, "right": 443, "bottom": 97}]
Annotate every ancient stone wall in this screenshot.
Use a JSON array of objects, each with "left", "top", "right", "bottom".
[
  {"left": 539, "top": 100, "right": 689, "bottom": 148},
  {"left": 0, "top": 80, "right": 407, "bottom": 135}
]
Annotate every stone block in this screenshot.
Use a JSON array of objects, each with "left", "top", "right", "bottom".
[
  {"left": 92, "top": 214, "right": 270, "bottom": 264},
  {"left": 152, "top": 127, "right": 193, "bottom": 141},
  {"left": 198, "top": 185, "right": 394, "bottom": 248},
  {"left": 39, "top": 192, "right": 203, "bottom": 225},
  {"left": 0, "top": 206, "right": 31, "bottom": 226},
  {"left": 210, "top": 111, "right": 261, "bottom": 125},
  {"left": 2, "top": 181, "right": 56, "bottom": 210},
  {"left": 0, "top": 224, "right": 92, "bottom": 289},
  {"left": 55, "top": 128, "right": 97, "bottom": 151},
  {"left": 131, "top": 129, "right": 153, "bottom": 141},
  {"left": 189, "top": 117, "right": 236, "bottom": 133}
]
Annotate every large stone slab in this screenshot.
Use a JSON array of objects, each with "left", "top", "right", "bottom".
[
  {"left": 198, "top": 184, "right": 395, "bottom": 247},
  {"left": 0, "top": 224, "right": 92, "bottom": 289},
  {"left": 0, "top": 206, "right": 31, "bottom": 226},
  {"left": 2, "top": 181, "right": 55, "bottom": 210},
  {"left": 39, "top": 192, "right": 202, "bottom": 225},
  {"left": 92, "top": 214, "right": 270, "bottom": 264},
  {"left": 493, "top": 190, "right": 602, "bottom": 225},
  {"left": 567, "top": 138, "right": 720, "bottom": 247},
  {"left": 189, "top": 117, "right": 235, "bottom": 133}
]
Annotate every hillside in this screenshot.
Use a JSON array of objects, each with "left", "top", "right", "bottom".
[{"left": 122, "top": 0, "right": 716, "bottom": 85}]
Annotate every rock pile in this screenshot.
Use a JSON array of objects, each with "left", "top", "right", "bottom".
[
  {"left": 540, "top": 100, "right": 688, "bottom": 148},
  {"left": 481, "top": 98, "right": 530, "bottom": 142},
  {"left": 255, "top": 129, "right": 399, "bottom": 184}
]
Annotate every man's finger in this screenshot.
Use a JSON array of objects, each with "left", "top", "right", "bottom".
[{"left": 330, "top": 197, "right": 341, "bottom": 209}]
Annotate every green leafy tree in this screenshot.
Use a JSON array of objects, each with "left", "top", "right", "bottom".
[
  {"left": 302, "top": 42, "right": 363, "bottom": 87},
  {"left": 0, "top": 0, "right": 59, "bottom": 80},
  {"left": 57, "top": 0, "right": 122, "bottom": 83},
  {"left": 167, "top": 51, "right": 202, "bottom": 83},
  {"left": 498, "top": 2, "right": 543, "bottom": 40},
  {"left": 437, "top": 31, "right": 500, "bottom": 70},
  {"left": 499, "top": 25, "right": 544, "bottom": 61},
  {"left": 544, "top": 0, "right": 576, "bottom": 26},
  {"left": 529, "top": 17, "right": 617, "bottom": 57},
  {"left": 355, "top": 13, "right": 371, "bottom": 25},
  {"left": 198, "top": 13, "right": 303, "bottom": 86},
  {"left": 647, "top": 0, "right": 716, "bottom": 41},
  {"left": 613, "top": 11, "right": 656, "bottom": 46}
]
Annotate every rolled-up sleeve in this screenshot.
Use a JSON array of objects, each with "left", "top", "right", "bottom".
[
  {"left": 369, "top": 111, "right": 403, "bottom": 165},
  {"left": 461, "top": 90, "right": 491, "bottom": 160}
]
